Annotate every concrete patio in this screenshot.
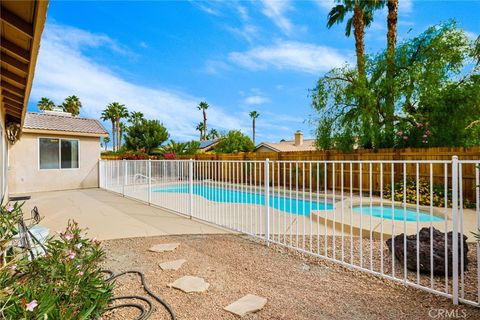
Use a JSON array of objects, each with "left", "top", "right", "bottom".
[{"left": 15, "top": 188, "right": 228, "bottom": 240}]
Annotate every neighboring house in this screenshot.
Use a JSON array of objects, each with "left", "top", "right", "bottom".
[
  {"left": 198, "top": 139, "right": 220, "bottom": 152},
  {"left": 255, "top": 131, "right": 316, "bottom": 153},
  {"left": 8, "top": 111, "right": 108, "bottom": 194},
  {"left": 0, "top": 0, "right": 49, "bottom": 203}
]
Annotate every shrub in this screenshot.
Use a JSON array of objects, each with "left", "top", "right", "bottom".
[
  {"left": 383, "top": 178, "right": 474, "bottom": 208},
  {"left": 0, "top": 204, "right": 112, "bottom": 319}
]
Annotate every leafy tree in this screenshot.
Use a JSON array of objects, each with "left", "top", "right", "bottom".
[
  {"left": 249, "top": 111, "right": 260, "bottom": 145},
  {"left": 214, "top": 130, "right": 254, "bottom": 153},
  {"left": 61, "top": 95, "right": 82, "bottom": 116},
  {"left": 197, "top": 101, "right": 209, "bottom": 140},
  {"left": 118, "top": 122, "right": 127, "bottom": 149},
  {"left": 196, "top": 122, "right": 205, "bottom": 140},
  {"left": 124, "top": 119, "right": 169, "bottom": 154},
  {"left": 162, "top": 140, "right": 200, "bottom": 155},
  {"left": 37, "top": 97, "right": 55, "bottom": 111},
  {"left": 103, "top": 136, "right": 110, "bottom": 151}
]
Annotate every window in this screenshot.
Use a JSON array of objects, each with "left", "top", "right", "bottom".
[{"left": 39, "top": 138, "right": 79, "bottom": 169}]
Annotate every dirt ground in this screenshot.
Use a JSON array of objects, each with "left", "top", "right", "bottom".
[{"left": 99, "top": 234, "right": 480, "bottom": 320}]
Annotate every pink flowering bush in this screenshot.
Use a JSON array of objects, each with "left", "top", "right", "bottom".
[{"left": 0, "top": 206, "right": 112, "bottom": 320}]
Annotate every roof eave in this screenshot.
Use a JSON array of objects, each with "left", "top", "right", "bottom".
[{"left": 22, "top": 128, "right": 108, "bottom": 138}]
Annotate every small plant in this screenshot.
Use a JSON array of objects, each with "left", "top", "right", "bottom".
[{"left": 0, "top": 203, "right": 112, "bottom": 319}]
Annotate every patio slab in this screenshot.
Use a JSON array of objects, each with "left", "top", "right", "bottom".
[
  {"left": 224, "top": 294, "right": 268, "bottom": 317},
  {"left": 159, "top": 259, "right": 186, "bottom": 270},
  {"left": 15, "top": 188, "right": 229, "bottom": 240},
  {"left": 168, "top": 275, "right": 210, "bottom": 293}
]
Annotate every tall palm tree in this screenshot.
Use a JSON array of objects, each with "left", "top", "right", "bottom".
[
  {"left": 385, "top": 0, "right": 398, "bottom": 145},
  {"left": 197, "top": 101, "right": 209, "bottom": 140},
  {"left": 207, "top": 128, "right": 219, "bottom": 140},
  {"left": 249, "top": 111, "right": 260, "bottom": 146},
  {"left": 101, "top": 104, "right": 117, "bottom": 151},
  {"left": 128, "top": 111, "right": 144, "bottom": 125},
  {"left": 196, "top": 122, "right": 205, "bottom": 141},
  {"left": 327, "top": 0, "right": 382, "bottom": 83},
  {"left": 61, "top": 95, "right": 82, "bottom": 116},
  {"left": 112, "top": 103, "right": 128, "bottom": 151},
  {"left": 103, "top": 136, "right": 110, "bottom": 151},
  {"left": 118, "top": 122, "right": 127, "bottom": 149},
  {"left": 37, "top": 97, "right": 55, "bottom": 111}
]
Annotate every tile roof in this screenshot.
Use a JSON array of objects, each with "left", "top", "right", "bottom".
[
  {"left": 256, "top": 139, "right": 317, "bottom": 152},
  {"left": 23, "top": 112, "right": 108, "bottom": 136}
]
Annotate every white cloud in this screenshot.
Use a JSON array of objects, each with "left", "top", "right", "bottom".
[
  {"left": 229, "top": 40, "right": 350, "bottom": 74},
  {"left": 465, "top": 31, "right": 478, "bottom": 41},
  {"left": 315, "top": 0, "right": 336, "bottom": 11},
  {"left": 189, "top": 0, "right": 221, "bottom": 16},
  {"left": 259, "top": 0, "right": 294, "bottom": 35},
  {"left": 244, "top": 95, "right": 270, "bottom": 105},
  {"left": 31, "top": 23, "right": 245, "bottom": 141},
  {"left": 399, "top": 0, "right": 413, "bottom": 14}
]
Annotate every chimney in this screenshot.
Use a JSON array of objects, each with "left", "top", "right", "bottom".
[{"left": 294, "top": 130, "right": 303, "bottom": 146}]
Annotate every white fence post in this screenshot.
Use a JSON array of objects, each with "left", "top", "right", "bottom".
[
  {"left": 148, "top": 159, "right": 152, "bottom": 204},
  {"left": 265, "top": 158, "right": 270, "bottom": 245},
  {"left": 123, "top": 159, "right": 127, "bottom": 196},
  {"left": 452, "top": 155, "right": 459, "bottom": 305},
  {"left": 189, "top": 159, "right": 193, "bottom": 219}
]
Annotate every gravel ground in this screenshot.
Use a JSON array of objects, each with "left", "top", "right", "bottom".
[{"left": 99, "top": 234, "right": 480, "bottom": 320}]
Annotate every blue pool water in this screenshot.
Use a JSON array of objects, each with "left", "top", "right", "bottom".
[
  {"left": 153, "top": 184, "right": 333, "bottom": 216},
  {"left": 352, "top": 206, "right": 444, "bottom": 222}
]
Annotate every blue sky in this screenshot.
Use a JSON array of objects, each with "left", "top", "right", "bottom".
[{"left": 28, "top": 0, "right": 479, "bottom": 144}]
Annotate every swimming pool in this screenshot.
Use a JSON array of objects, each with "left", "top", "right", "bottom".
[
  {"left": 352, "top": 205, "right": 444, "bottom": 222},
  {"left": 153, "top": 184, "right": 334, "bottom": 216}
]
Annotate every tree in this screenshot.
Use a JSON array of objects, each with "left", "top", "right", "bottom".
[
  {"left": 214, "top": 130, "right": 254, "bottom": 153},
  {"left": 61, "top": 95, "right": 82, "bottom": 116},
  {"left": 249, "top": 111, "right": 260, "bottom": 145},
  {"left": 37, "top": 97, "right": 55, "bottom": 111},
  {"left": 327, "top": 0, "right": 382, "bottom": 84},
  {"left": 207, "top": 128, "right": 219, "bottom": 140},
  {"left": 385, "top": 0, "right": 398, "bottom": 145},
  {"left": 103, "top": 136, "right": 110, "bottom": 151},
  {"left": 197, "top": 101, "right": 209, "bottom": 140},
  {"left": 162, "top": 140, "right": 200, "bottom": 155},
  {"left": 118, "top": 122, "right": 127, "bottom": 149},
  {"left": 101, "top": 102, "right": 128, "bottom": 151},
  {"left": 128, "top": 111, "right": 144, "bottom": 125},
  {"left": 101, "top": 105, "right": 117, "bottom": 151},
  {"left": 124, "top": 119, "right": 169, "bottom": 154},
  {"left": 196, "top": 122, "right": 205, "bottom": 141}
]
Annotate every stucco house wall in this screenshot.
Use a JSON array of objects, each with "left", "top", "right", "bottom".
[{"left": 9, "top": 132, "right": 102, "bottom": 194}]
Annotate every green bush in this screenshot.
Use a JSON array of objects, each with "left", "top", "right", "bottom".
[{"left": 0, "top": 204, "right": 112, "bottom": 319}]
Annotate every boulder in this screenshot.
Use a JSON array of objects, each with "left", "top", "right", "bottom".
[{"left": 386, "top": 227, "right": 468, "bottom": 276}]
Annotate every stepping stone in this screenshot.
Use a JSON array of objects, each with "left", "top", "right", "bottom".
[
  {"left": 159, "top": 259, "right": 186, "bottom": 271},
  {"left": 168, "top": 276, "right": 209, "bottom": 293},
  {"left": 148, "top": 243, "right": 180, "bottom": 253},
  {"left": 224, "top": 294, "right": 267, "bottom": 317}
]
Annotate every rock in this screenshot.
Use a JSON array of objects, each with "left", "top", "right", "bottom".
[
  {"left": 386, "top": 227, "right": 468, "bottom": 276},
  {"left": 148, "top": 243, "right": 180, "bottom": 252},
  {"left": 224, "top": 294, "right": 267, "bottom": 317},
  {"left": 168, "top": 276, "right": 209, "bottom": 293},
  {"left": 160, "top": 259, "right": 186, "bottom": 270}
]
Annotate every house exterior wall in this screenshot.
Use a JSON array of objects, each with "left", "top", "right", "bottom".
[
  {"left": 8, "top": 132, "right": 101, "bottom": 194},
  {"left": 0, "top": 108, "right": 8, "bottom": 204}
]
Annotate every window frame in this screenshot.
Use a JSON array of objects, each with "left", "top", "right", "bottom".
[{"left": 38, "top": 137, "right": 80, "bottom": 171}]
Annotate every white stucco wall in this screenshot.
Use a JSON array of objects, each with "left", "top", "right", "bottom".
[{"left": 8, "top": 132, "right": 102, "bottom": 194}]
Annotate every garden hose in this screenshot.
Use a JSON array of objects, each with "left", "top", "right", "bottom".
[{"left": 100, "top": 270, "right": 176, "bottom": 320}]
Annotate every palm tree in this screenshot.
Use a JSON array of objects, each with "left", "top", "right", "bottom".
[
  {"left": 128, "top": 111, "right": 144, "bottom": 125},
  {"left": 101, "top": 105, "right": 117, "bottom": 151},
  {"left": 197, "top": 101, "right": 209, "bottom": 140},
  {"left": 385, "top": 0, "right": 398, "bottom": 145},
  {"left": 61, "top": 95, "right": 82, "bottom": 116},
  {"left": 103, "top": 136, "right": 110, "bottom": 151},
  {"left": 118, "top": 122, "right": 127, "bottom": 149},
  {"left": 327, "top": 0, "right": 382, "bottom": 83},
  {"left": 37, "top": 97, "right": 55, "bottom": 111},
  {"left": 207, "top": 128, "right": 219, "bottom": 140},
  {"left": 249, "top": 111, "right": 260, "bottom": 146},
  {"left": 196, "top": 122, "right": 205, "bottom": 141}
]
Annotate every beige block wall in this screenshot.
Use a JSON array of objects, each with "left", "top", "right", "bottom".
[
  {"left": 0, "top": 107, "right": 7, "bottom": 204},
  {"left": 9, "top": 132, "right": 101, "bottom": 194}
]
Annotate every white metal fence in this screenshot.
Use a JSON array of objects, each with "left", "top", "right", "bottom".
[{"left": 99, "top": 157, "right": 479, "bottom": 306}]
